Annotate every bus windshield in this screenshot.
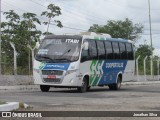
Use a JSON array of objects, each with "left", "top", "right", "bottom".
[{"left": 35, "top": 38, "right": 82, "bottom": 63}]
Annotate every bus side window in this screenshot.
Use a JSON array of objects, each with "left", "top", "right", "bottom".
[
  {"left": 96, "top": 41, "right": 106, "bottom": 60},
  {"left": 112, "top": 42, "right": 120, "bottom": 59},
  {"left": 119, "top": 42, "right": 127, "bottom": 60},
  {"left": 126, "top": 43, "right": 134, "bottom": 60},
  {"left": 105, "top": 41, "right": 113, "bottom": 59},
  {"left": 88, "top": 40, "right": 98, "bottom": 60},
  {"left": 81, "top": 47, "right": 89, "bottom": 62}
]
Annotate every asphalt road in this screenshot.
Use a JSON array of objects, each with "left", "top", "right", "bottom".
[{"left": 0, "top": 84, "right": 160, "bottom": 120}]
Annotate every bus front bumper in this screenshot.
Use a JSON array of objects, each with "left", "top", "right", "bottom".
[{"left": 33, "top": 69, "right": 82, "bottom": 87}]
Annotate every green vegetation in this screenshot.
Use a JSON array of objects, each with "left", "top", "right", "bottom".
[
  {"left": 89, "top": 18, "right": 143, "bottom": 42},
  {"left": 0, "top": 100, "right": 6, "bottom": 105},
  {"left": 19, "top": 102, "right": 25, "bottom": 109},
  {"left": 1, "top": 4, "right": 62, "bottom": 75},
  {"left": 135, "top": 44, "right": 159, "bottom": 75},
  {"left": 18, "top": 102, "right": 33, "bottom": 110},
  {"left": 41, "top": 4, "right": 63, "bottom": 35}
]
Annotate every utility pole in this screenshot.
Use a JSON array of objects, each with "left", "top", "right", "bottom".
[
  {"left": 0, "top": 0, "right": 2, "bottom": 75},
  {"left": 148, "top": 0, "right": 153, "bottom": 49},
  {"left": 148, "top": 0, "right": 153, "bottom": 77}
]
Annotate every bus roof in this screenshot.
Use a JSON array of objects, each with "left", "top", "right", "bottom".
[
  {"left": 44, "top": 35, "right": 82, "bottom": 40},
  {"left": 103, "top": 38, "right": 133, "bottom": 43},
  {"left": 44, "top": 33, "right": 133, "bottom": 44}
]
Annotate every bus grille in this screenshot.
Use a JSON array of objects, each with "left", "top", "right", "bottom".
[
  {"left": 43, "top": 78, "right": 61, "bottom": 83},
  {"left": 42, "top": 70, "right": 63, "bottom": 75}
]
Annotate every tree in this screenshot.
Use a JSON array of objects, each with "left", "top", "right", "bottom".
[
  {"left": 135, "top": 44, "right": 152, "bottom": 58},
  {"left": 21, "top": 12, "right": 41, "bottom": 44},
  {"left": 20, "top": 12, "right": 41, "bottom": 74},
  {"left": 1, "top": 5, "right": 63, "bottom": 74},
  {"left": 135, "top": 44, "right": 153, "bottom": 75},
  {"left": 41, "top": 4, "right": 63, "bottom": 34},
  {"left": 89, "top": 18, "right": 143, "bottom": 42},
  {"left": 1, "top": 10, "right": 20, "bottom": 74},
  {"left": 1, "top": 11, "right": 42, "bottom": 74}
]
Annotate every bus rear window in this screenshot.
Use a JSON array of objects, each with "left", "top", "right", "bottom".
[{"left": 126, "top": 43, "right": 134, "bottom": 60}]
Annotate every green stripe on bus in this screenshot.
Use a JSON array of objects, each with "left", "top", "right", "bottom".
[
  {"left": 90, "top": 60, "right": 97, "bottom": 85},
  {"left": 92, "top": 75, "right": 100, "bottom": 86}
]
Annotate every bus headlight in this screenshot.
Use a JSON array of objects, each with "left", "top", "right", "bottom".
[{"left": 65, "top": 70, "right": 77, "bottom": 76}]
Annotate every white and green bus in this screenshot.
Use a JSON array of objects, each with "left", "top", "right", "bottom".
[{"left": 33, "top": 32, "right": 135, "bottom": 92}]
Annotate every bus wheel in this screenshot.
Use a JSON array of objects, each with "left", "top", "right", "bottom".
[
  {"left": 108, "top": 84, "right": 114, "bottom": 90},
  {"left": 40, "top": 85, "right": 50, "bottom": 92},
  {"left": 109, "top": 76, "right": 122, "bottom": 90},
  {"left": 77, "top": 77, "right": 88, "bottom": 93},
  {"left": 87, "top": 86, "right": 91, "bottom": 91}
]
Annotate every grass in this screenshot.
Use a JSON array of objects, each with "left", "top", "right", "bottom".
[
  {"left": 19, "top": 102, "right": 25, "bottom": 109},
  {"left": 0, "top": 100, "right": 6, "bottom": 105},
  {"left": 19, "top": 102, "right": 33, "bottom": 110}
]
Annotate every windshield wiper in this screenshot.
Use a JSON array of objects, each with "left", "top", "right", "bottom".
[
  {"left": 59, "top": 49, "right": 71, "bottom": 59},
  {"left": 37, "top": 56, "right": 54, "bottom": 61},
  {"left": 54, "top": 58, "right": 71, "bottom": 62}
]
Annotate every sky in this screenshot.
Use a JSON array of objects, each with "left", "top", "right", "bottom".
[{"left": 1, "top": 0, "right": 160, "bottom": 56}]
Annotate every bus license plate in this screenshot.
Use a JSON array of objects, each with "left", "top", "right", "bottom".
[{"left": 47, "top": 75, "right": 56, "bottom": 79}]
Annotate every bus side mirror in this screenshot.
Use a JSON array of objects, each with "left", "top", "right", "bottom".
[
  {"left": 83, "top": 42, "right": 89, "bottom": 50},
  {"left": 36, "top": 42, "right": 40, "bottom": 49}
]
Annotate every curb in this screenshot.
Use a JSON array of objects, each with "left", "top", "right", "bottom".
[
  {"left": 0, "top": 102, "right": 19, "bottom": 111},
  {"left": 0, "top": 81, "right": 160, "bottom": 90},
  {"left": 0, "top": 102, "right": 28, "bottom": 111},
  {"left": 122, "top": 81, "right": 160, "bottom": 85},
  {"left": 0, "top": 85, "right": 39, "bottom": 90}
]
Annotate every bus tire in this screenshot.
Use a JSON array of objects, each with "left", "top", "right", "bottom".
[
  {"left": 108, "top": 84, "right": 114, "bottom": 90},
  {"left": 87, "top": 86, "right": 91, "bottom": 91},
  {"left": 77, "top": 77, "right": 88, "bottom": 93},
  {"left": 40, "top": 85, "right": 50, "bottom": 92},
  {"left": 109, "top": 76, "right": 122, "bottom": 90}
]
